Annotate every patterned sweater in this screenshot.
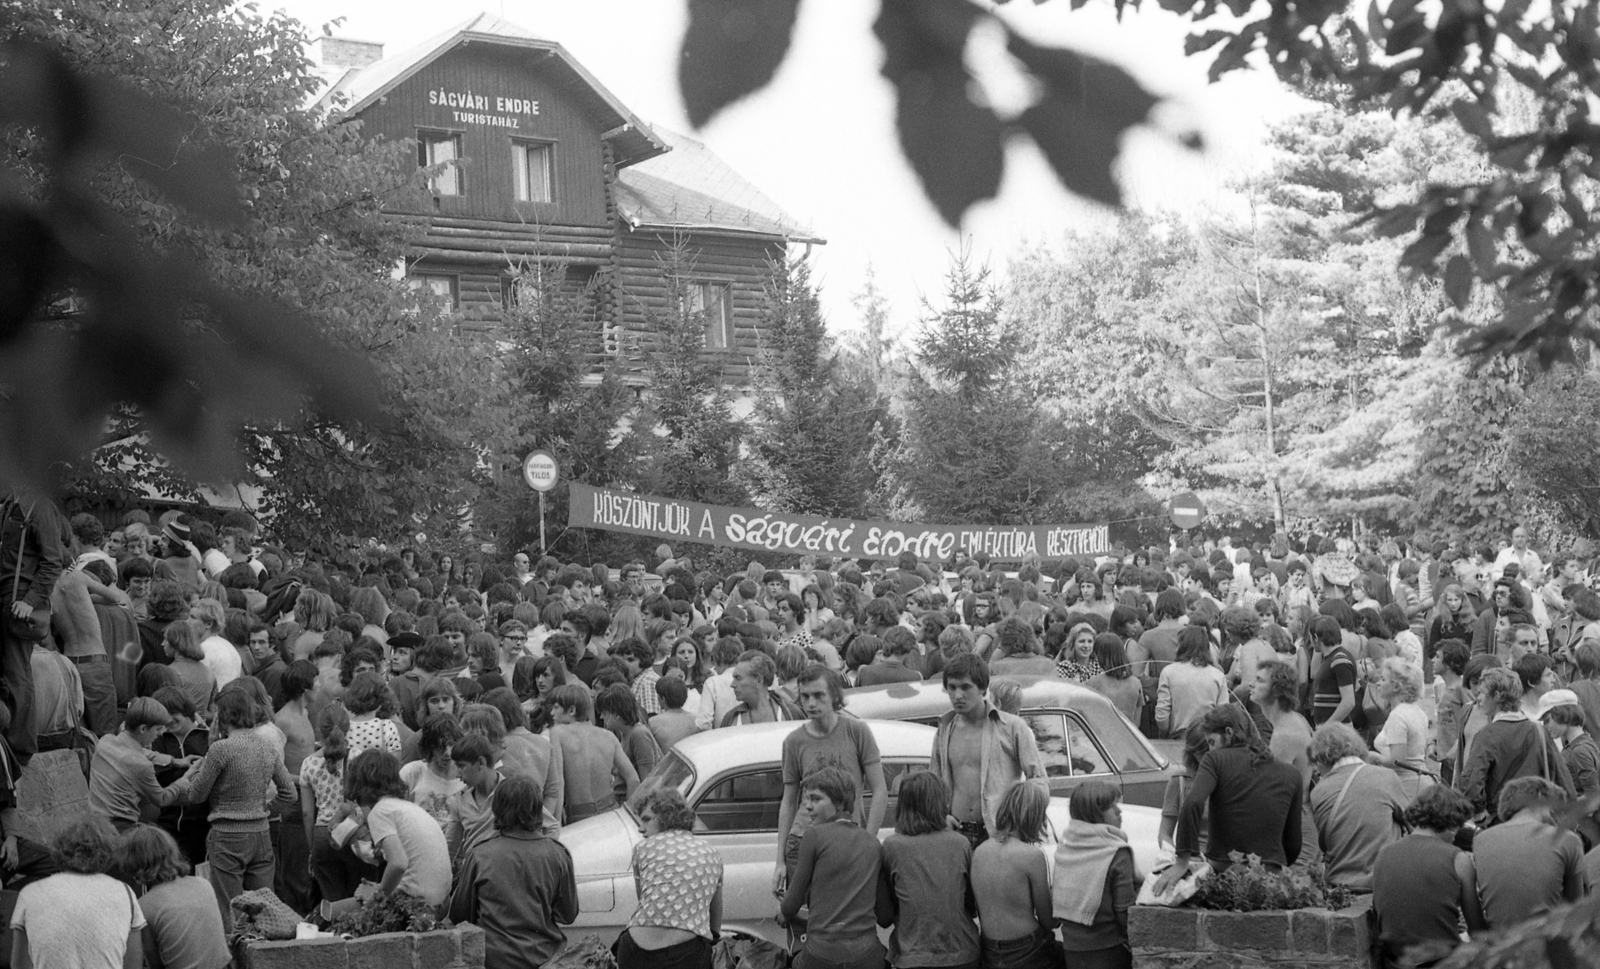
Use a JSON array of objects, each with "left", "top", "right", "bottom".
[{"left": 186, "top": 729, "right": 294, "bottom": 830}]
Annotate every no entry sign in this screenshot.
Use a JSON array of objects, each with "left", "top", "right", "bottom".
[{"left": 1169, "top": 492, "right": 1206, "bottom": 529}]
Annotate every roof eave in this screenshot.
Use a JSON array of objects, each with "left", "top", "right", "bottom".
[{"left": 624, "top": 220, "right": 826, "bottom": 246}]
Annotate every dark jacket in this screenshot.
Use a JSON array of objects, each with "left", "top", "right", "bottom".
[{"left": 0, "top": 496, "right": 67, "bottom": 609}]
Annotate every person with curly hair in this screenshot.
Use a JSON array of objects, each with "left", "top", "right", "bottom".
[
  {"left": 1458, "top": 667, "right": 1574, "bottom": 820},
  {"left": 1152, "top": 704, "right": 1302, "bottom": 896},
  {"left": 1308, "top": 723, "right": 1407, "bottom": 890},
  {"left": 1370, "top": 659, "right": 1432, "bottom": 797},
  {"left": 619, "top": 788, "right": 724, "bottom": 969},
  {"left": 1371, "top": 785, "right": 1486, "bottom": 968},
  {"left": 10, "top": 817, "right": 145, "bottom": 969},
  {"left": 114, "top": 824, "right": 230, "bottom": 969},
  {"left": 448, "top": 775, "right": 577, "bottom": 969}
]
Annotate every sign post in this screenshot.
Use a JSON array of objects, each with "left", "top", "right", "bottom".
[
  {"left": 1168, "top": 492, "right": 1206, "bottom": 533},
  {"left": 522, "top": 450, "right": 560, "bottom": 555}
]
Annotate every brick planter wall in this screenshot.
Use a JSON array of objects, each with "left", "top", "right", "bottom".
[
  {"left": 1130, "top": 897, "right": 1374, "bottom": 969},
  {"left": 235, "top": 924, "right": 486, "bottom": 969}
]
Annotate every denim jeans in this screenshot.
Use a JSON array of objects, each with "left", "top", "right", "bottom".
[
  {"left": 981, "top": 928, "right": 1064, "bottom": 969},
  {"left": 207, "top": 827, "right": 275, "bottom": 932}
]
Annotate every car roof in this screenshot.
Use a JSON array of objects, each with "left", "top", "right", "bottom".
[
  {"left": 669, "top": 718, "right": 937, "bottom": 771},
  {"left": 845, "top": 674, "right": 1118, "bottom": 718}
]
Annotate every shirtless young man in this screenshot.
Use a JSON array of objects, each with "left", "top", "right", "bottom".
[
  {"left": 547, "top": 684, "right": 638, "bottom": 823},
  {"left": 930, "top": 653, "right": 1048, "bottom": 849},
  {"left": 970, "top": 781, "right": 1062, "bottom": 969}
]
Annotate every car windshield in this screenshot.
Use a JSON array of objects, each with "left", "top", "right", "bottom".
[{"left": 624, "top": 750, "right": 696, "bottom": 819}]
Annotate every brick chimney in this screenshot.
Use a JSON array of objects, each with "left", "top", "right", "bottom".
[{"left": 310, "top": 36, "right": 384, "bottom": 71}]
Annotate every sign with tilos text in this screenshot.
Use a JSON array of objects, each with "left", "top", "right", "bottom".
[{"left": 568, "top": 483, "right": 1110, "bottom": 561}]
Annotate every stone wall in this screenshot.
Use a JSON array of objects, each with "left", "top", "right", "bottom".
[
  {"left": 1130, "top": 897, "right": 1374, "bottom": 969},
  {"left": 235, "top": 924, "right": 485, "bottom": 969}
]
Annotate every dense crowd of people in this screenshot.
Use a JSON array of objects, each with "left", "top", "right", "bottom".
[{"left": 1, "top": 493, "right": 1597, "bottom": 969}]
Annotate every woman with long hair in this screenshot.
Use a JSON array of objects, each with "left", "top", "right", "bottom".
[
  {"left": 290, "top": 589, "right": 337, "bottom": 661},
  {"left": 610, "top": 602, "right": 647, "bottom": 647},
  {"left": 1152, "top": 704, "right": 1304, "bottom": 896},
  {"left": 1428, "top": 584, "right": 1477, "bottom": 655},
  {"left": 1085, "top": 633, "right": 1143, "bottom": 723},
  {"left": 671, "top": 638, "right": 711, "bottom": 691},
  {"left": 1055, "top": 622, "right": 1102, "bottom": 683},
  {"left": 1154, "top": 626, "right": 1230, "bottom": 738},
  {"left": 879, "top": 771, "right": 980, "bottom": 969}
]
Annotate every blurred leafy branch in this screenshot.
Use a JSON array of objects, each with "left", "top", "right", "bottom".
[
  {"left": 0, "top": 35, "right": 379, "bottom": 494},
  {"left": 678, "top": 0, "right": 1600, "bottom": 360}
]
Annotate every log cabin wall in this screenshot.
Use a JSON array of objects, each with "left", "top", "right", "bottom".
[{"left": 333, "top": 18, "right": 814, "bottom": 383}]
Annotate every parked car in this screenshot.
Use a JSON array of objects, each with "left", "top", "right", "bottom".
[
  {"left": 561, "top": 719, "right": 1164, "bottom": 946},
  {"left": 844, "top": 676, "right": 1182, "bottom": 809}
]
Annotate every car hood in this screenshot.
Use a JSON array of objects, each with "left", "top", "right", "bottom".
[
  {"left": 560, "top": 807, "right": 640, "bottom": 877},
  {"left": 1046, "top": 801, "right": 1164, "bottom": 878}
]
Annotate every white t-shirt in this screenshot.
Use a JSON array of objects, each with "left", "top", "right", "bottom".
[
  {"left": 1375, "top": 702, "right": 1430, "bottom": 767},
  {"left": 365, "top": 796, "right": 454, "bottom": 905},
  {"left": 199, "top": 635, "right": 243, "bottom": 689},
  {"left": 399, "top": 760, "right": 465, "bottom": 831},
  {"left": 12, "top": 872, "right": 145, "bottom": 969}
]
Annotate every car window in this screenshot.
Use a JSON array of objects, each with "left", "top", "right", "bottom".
[
  {"left": 1078, "top": 705, "right": 1163, "bottom": 772},
  {"left": 861, "top": 759, "right": 920, "bottom": 830},
  {"left": 693, "top": 767, "right": 784, "bottom": 833},
  {"left": 1025, "top": 713, "right": 1111, "bottom": 777},
  {"left": 631, "top": 750, "right": 695, "bottom": 816}
]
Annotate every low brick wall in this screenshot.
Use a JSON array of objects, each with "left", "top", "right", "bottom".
[
  {"left": 1130, "top": 897, "right": 1374, "bottom": 969},
  {"left": 235, "top": 924, "right": 485, "bottom": 969}
]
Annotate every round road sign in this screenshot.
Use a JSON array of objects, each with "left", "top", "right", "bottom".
[
  {"left": 522, "top": 450, "right": 559, "bottom": 493},
  {"left": 1169, "top": 492, "right": 1206, "bottom": 530}
]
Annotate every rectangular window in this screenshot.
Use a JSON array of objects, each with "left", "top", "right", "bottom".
[
  {"left": 406, "top": 272, "right": 458, "bottom": 309},
  {"left": 513, "top": 141, "right": 554, "bottom": 203},
  {"left": 686, "top": 281, "right": 733, "bottom": 350},
  {"left": 418, "top": 130, "right": 462, "bottom": 196}
]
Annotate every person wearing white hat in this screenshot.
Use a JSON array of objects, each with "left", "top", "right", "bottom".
[{"left": 1538, "top": 689, "right": 1600, "bottom": 844}]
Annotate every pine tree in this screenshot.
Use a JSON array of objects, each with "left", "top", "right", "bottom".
[
  {"left": 739, "top": 260, "right": 887, "bottom": 518},
  {"left": 895, "top": 252, "right": 1058, "bottom": 523},
  {"left": 632, "top": 235, "right": 746, "bottom": 506}
]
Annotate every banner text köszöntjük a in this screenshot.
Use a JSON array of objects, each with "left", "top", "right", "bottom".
[{"left": 568, "top": 483, "right": 1109, "bottom": 561}]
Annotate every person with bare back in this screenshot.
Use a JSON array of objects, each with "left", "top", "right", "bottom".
[{"left": 546, "top": 684, "right": 638, "bottom": 823}]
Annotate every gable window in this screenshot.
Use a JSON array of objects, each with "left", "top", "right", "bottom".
[
  {"left": 406, "top": 271, "right": 458, "bottom": 309},
  {"left": 686, "top": 281, "right": 733, "bottom": 350},
  {"left": 513, "top": 140, "right": 555, "bottom": 203},
  {"left": 418, "top": 130, "right": 462, "bottom": 196}
]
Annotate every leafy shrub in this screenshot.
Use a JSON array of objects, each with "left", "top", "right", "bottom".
[
  {"left": 545, "top": 934, "right": 618, "bottom": 969},
  {"left": 1189, "top": 853, "right": 1353, "bottom": 912},
  {"left": 329, "top": 891, "right": 439, "bottom": 937}
]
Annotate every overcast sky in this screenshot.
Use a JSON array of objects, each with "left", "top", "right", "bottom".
[{"left": 272, "top": 0, "right": 1306, "bottom": 340}]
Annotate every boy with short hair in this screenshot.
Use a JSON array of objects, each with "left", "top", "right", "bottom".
[
  {"left": 447, "top": 733, "right": 503, "bottom": 865},
  {"left": 778, "top": 767, "right": 885, "bottom": 969},
  {"left": 650, "top": 676, "right": 699, "bottom": 752}
]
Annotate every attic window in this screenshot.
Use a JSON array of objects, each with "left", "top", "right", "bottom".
[{"left": 419, "top": 130, "right": 462, "bottom": 196}]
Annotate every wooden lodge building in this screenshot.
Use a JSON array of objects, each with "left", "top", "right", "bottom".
[{"left": 312, "top": 14, "right": 823, "bottom": 386}]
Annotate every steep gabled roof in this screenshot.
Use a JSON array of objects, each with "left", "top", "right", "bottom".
[
  {"left": 318, "top": 13, "right": 667, "bottom": 167},
  {"left": 615, "top": 127, "right": 824, "bottom": 245}
]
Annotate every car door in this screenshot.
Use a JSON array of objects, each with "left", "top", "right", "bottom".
[
  {"left": 688, "top": 759, "right": 920, "bottom": 937},
  {"left": 690, "top": 763, "right": 789, "bottom": 933}
]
